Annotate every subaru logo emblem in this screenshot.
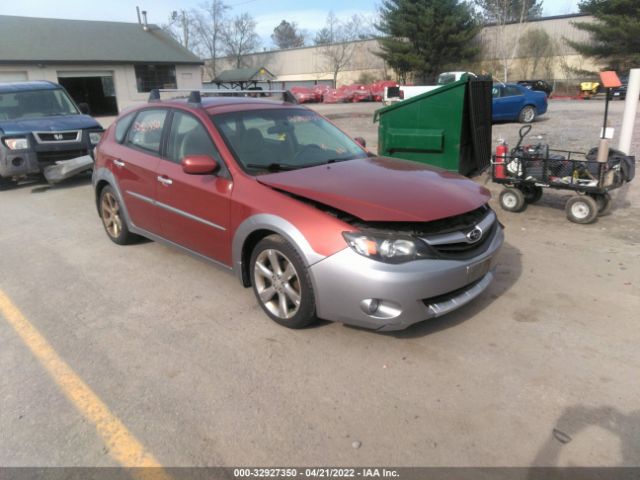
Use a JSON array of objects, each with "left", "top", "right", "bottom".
[
  {"left": 466, "top": 226, "right": 483, "bottom": 243},
  {"left": 54, "top": 133, "right": 63, "bottom": 140}
]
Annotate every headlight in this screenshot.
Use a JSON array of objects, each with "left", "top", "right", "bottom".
[
  {"left": 342, "top": 232, "right": 434, "bottom": 264},
  {"left": 4, "top": 137, "right": 29, "bottom": 150},
  {"left": 89, "top": 132, "right": 103, "bottom": 144}
]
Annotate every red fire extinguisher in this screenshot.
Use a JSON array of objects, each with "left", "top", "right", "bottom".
[{"left": 495, "top": 140, "right": 508, "bottom": 179}]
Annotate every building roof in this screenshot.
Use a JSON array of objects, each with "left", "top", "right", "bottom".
[
  {"left": 0, "top": 15, "right": 203, "bottom": 65},
  {"left": 214, "top": 67, "right": 276, "bottom": 83}
]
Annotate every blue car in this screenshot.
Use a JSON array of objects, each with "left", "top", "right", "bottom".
[
  {"left": 492, "top": 83, "right": 548, "bottom": 123},
  {"left": 0, "top": 81, "right": 103, "bottom": 189}
]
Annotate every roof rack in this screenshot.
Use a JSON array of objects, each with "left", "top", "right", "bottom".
[{"left": 148, "top": 88, "right": 297, "bottom": 105}]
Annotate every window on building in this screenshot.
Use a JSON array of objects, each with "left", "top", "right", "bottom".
[{"left": 134, "top": 65, "right": 177, "bottom": 93}]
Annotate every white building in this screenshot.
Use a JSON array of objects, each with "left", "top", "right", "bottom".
[{"left": 0, "top": 15, "right": 203, "bottom": 116}]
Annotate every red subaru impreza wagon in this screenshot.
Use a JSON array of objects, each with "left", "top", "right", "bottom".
[{"left": 93, "top": 93, "right": 503, "bottom": 331}]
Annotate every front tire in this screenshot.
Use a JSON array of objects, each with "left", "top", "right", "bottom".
[
  {"left": 519, "top": 105, "right": 536, "bottom": 123},
  {"left": 499, "top": 187, "right": 526, "bottom": 212},
  {"left": 99, "top": 186, "right": 138, "bottom": 245},
  {"left": 0, "top": 176, "right": 14, "bottom": 191},
  {"left": 566, "top": 195, "right": 598, "bottom": 224},
  {"left": 250, "top": 235, "right": 317, "bottom": 329}
]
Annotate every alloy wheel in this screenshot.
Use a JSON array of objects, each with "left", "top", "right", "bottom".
[
  {"left": 101, "top": 191, "right": 122, "bottom": 239},
  {"left": 253, "top": 249, "right": 301, "bottom": 319}
]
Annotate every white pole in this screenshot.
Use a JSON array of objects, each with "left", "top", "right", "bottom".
[{"left": 618, "top": 68, "right": 640, "bottom": 155}]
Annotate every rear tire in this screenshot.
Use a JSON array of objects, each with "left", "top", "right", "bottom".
[
  {"left": 499, "top": 188, "right": 526, "bottom": 212},
  {"left": 519, "top": 105, "right": 536, "bottom": 123},
  {"left": 566, "top": 195, "right": 598, "bottom": 224},
  {"left": 99, "top": 185, "right": 138, "bottom": 245},
  {"left": 519, "top": 184, "right": 543, "bottom": 204},
  {"left": 590, "top": 192, "right": 613, "bottom": 216}
]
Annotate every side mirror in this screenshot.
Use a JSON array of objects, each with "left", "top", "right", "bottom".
[
  {"left": 354, "top": 137, "right": 366, "bottom": 148},
  {"left": 182, "top": 155, "right": 219, "bottom": 175},
  {"left": 78, "top": 102, "right": 90, "bottom": 115}
]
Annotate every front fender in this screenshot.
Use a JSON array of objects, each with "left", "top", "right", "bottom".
[{"left": 231, "top": 213, "right": 327, "bottom": 284}]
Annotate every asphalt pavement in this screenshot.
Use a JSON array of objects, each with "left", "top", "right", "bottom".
[{"left": 1, "top": 100, "right": 639, "bottom": 470}]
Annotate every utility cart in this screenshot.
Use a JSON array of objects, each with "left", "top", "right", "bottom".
[{"left": 492, "top": 125, "right": 635, "bottom": 224}]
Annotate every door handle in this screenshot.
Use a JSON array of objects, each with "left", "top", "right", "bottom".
[
  {"left": 157, "top": 176, "right": 173, "bottom": 186},
  {"left": 113, "top": 159, "right": 125, "bottom": 168}
]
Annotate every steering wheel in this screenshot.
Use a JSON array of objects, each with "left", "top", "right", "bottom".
[{"left": 294, "top": 144, "right": 324, "bottom": 162}]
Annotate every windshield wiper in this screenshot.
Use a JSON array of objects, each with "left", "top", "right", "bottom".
[
  {"left": 303, "top": 156, "right": 360, "bottom": 168},
  {"left": 246, "top": 163, "right": 299, "bottom": 172}
]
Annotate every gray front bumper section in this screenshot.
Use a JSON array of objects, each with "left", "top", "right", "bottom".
[{"left": 308, "top": 226, "right": 504, "bottom": 331}]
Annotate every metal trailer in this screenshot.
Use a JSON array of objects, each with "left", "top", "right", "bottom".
[{"left": 492, "top": 125, "right": 635, "bottom": 224}]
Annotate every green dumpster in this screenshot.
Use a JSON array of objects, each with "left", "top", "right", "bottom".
[{"left": 374, "top": 76, "right": 492, "bottom": 177}]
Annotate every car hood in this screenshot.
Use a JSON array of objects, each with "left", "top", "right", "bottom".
[
  {"left": 0, "top": 114, "right": 102, "bottom": 136},
  {"left": 257, "top": 157, "right": 491, "bottom": 222}
]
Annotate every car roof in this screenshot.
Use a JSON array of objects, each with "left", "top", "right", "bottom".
[
  {"left": 0, "top": 81, "right": 61, "bottom": 93},
  {"left": 141, "top": 95, "right": 307, "bottom": 115}
]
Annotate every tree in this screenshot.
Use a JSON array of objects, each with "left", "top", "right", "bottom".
[
  {"left": 271, "top": 20, "right": 305, "bottom": 49},
  {"left": 474, "top": 0, "right": 543, "bottom": 81},
  {"left": 162, "top": 10, "right": 192, "bottom": 50},
  {"left": 222, "top": 13, "right": 261, "bottom": 68},
  {"left": 314, "top": 13, "right": 371, "bottom": 87},
  {"left": 568, "top": 0, "right": 640, "bottom": 71},
  {"left": 517, "top": 27, "right": 556, "bottom": 79},
  {"left": 190, "top": 0, "right": 230, "bottom": 79},
  {"left": 376, "top": 0, "right": 480, "bottom": 83},
  {"left": 474, "top": 0, "right": 543, "bottom": 22}
]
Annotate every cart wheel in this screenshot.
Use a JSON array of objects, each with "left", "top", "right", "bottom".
[
  {"left": 590, "top": 193, "right": 613, "bottom": 216},
  {"left": 519, "top": 184, "right": 543, "bottom": 204},
  {"left": 566, "top": 195, "right": 598, "bottom": 224},
  {"left": 499, "top": 188, "right": 526, "bottom": 212}
]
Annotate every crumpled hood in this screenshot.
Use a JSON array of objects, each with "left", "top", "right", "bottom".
[
  {"left": 257, "top": 156, "right": 491, "bottom": 222},
  {"left": 0, "top": 115, "right": 101, "bottom": 136}
]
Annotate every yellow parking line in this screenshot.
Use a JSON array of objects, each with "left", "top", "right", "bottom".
[{"left": 0, "top": 289, "right": 171, "bottom": 480}]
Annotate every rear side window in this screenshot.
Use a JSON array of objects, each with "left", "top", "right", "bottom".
[
  {"left": 504, "top": 86, "right": 522, "bottom": 97},
  {"left": 126, "top": 109, "right": 167, "bottom": 154},
  {"left": 114, "top": 112, "right": 136, "bottom": 143}
]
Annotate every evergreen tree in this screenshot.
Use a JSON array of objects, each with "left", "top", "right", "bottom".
[
  {"left": 568, "top": 0, "right": 640, "bottom": 71},
  {"left": 271, "top": 20, "right": 305, "bottom": 49},
  {"left": 376, "top": 0, "right": 480, "bottom": 83}
]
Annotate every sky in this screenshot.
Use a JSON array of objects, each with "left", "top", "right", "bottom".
[{"left": 0, "top": 0, "right": 582, "bottom": 49}]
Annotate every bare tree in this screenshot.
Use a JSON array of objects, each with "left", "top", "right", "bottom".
[
  {"left": 475, "top": 0, "right": 541, "bottom": 81},
  {"left": 222, "top": 13, "right": 261, "bottom": 68},
  {"left": 162, "top": 10, "right": 192, "bottom": 50},
  {"left": 190, "top": 0, "right": 229, "bottom": 80},
  {"left": 315, "top": 13, "right": 370, "bottom": 87}
]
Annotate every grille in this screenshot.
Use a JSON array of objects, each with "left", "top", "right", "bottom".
[
  {"left": 37, "top": 149, "right": 88, "bottom": 165},
  {"left": 419, "top": 207, "right": 497, "bottom": 260},
  {"left": 422, "top": 277, "right": 484, "bottom": 307},
  {"left": 34, "top": 131, "right": 81, "bottom": 143},
  {"left": 426, "top": 222, "right": 496, "bottom": 259}
]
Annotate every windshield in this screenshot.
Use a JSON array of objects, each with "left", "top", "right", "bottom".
[
  {"left": 211, "top": 108, "right": 368, "bottom": 174},
  {"left": 0, "top": 88, "right": 79, "bottom": 120},
  {"left": 437, "top": 73, "right": 456, "bottom": 85}
]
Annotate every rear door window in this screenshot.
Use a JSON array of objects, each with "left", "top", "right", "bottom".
[
  {"left": 126, "top": 109, "right": 168, "bottom": 155},
  {"left": 504, "top": 86, "right": 523, "bottom": 97}
]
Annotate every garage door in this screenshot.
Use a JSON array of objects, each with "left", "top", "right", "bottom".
[
  {"left": 57, "top": 71, "right": 117, "bottom": 116},
  {"left": 0, "top": 71, "right": 28, "bottom": 82}
]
